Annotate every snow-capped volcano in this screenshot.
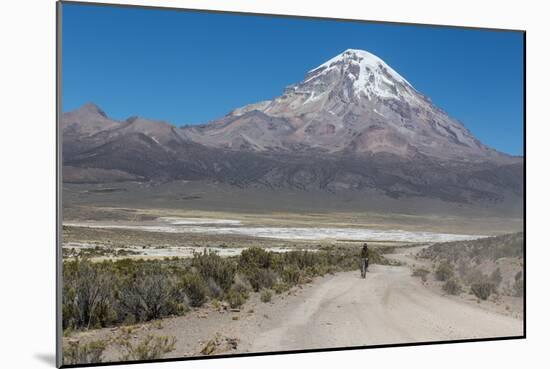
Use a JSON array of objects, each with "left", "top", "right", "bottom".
[
  {"left": 180, "top": 49, "right": 514, "bottom": 163},
  {"left": 61, "top": 49, "right": 523, "bottom": 208}
]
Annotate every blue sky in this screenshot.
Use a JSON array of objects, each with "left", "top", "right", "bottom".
[{"left": 61, "top": 3, "right": 524, "bottom": 155}]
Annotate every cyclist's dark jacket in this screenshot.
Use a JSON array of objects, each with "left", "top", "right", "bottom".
[{"left": 361, "top": 245, "right": 369, "bottom": 258}]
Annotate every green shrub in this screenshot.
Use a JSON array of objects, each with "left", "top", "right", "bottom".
[
  {"left": 246, "top": 267, "right": 277, "bottom": 291},
  {"left": 239, "top": 247, "right": 273, "bottom": 269},
  {"left": 435, "top": 262, "right": 454, "bottom": 282},
  {"left": 226, "top": 289, "right": 246, "bottom": 309},
  {"left": 443, "top": 278, "right": 462, "bottom": 295},
  {"left": 192, "top": 251, "right": 236, "bottom": 292},
  {"left": 63, "top": 339, "right": 107, "bottom": 365},
  {"left": 62, "top": 259, "right": 117, "bottom": 329},
  {"left": 272, "top": 282, "right": 289, "bottom": 294},
  {"left": 116, "top": 334, "right": 176, "bottom": 361},
  {"left": 231, "top": 273, "right": 252, "bottom": 297},
  {"left": 179, "top": 274, "right": 208, "bottom": 307},
  {"left": 118, "top": 266, "right": 180, "bottom": 322},
  {"left": 260, "top": 289, "right": 273, "bottom": 303},
  {"left": 173, "top": 302, "right": 189, "bottom": 316},
  {"left": 259, "top": 268, "right": 278, "bottom": 289},
  {"left": 238, "top": 248, "right": 278, "bottom": 291},
  {"left": 281, "top": 265, "right": 301, "bottom": 285},
  {"left": 310, "top": 264, "right": 330, "bottom": 276}
]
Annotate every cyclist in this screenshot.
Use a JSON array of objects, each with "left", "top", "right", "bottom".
[{"left": 360, "top": 243, "right": 369, "bottom": 277}]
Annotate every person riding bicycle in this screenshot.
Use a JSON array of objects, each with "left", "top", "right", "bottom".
[{"left": 360, "top": 243, "right": 369, "bottom": 277}]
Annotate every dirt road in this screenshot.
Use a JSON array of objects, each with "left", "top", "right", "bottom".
[
  {"left": 243, "top": 263, "right": 522, "bottom": 353},
  {"left": 86, "top": 248, "right": 523, "bottom": 361}
]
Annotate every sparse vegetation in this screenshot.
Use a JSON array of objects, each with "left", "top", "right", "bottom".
[
  {"left": 443, "top": 278, "right": 462, "bottom": 295},
  {"left": 226, "top": 289, "right": 246, "bottom": 309},
  {"left": 435, "top": 262, "right": 454, "bottom": 282},
  {"left": 419, "top": 233, "right": 524, "bottom": 262},
  {"left": 281, "top": 265, "right": 301, "bottom": 285},
  {"left": 470, "top": 281, "right": 494, "bottom": 300},
  {"left": 260, "top": 289, "right": 273, "bottom": 303},
  {"left": 178, "top": 273, "right": 208, "bottom": 308},
  {"left": 412, "top": 267, "right": 430, "bottom": 282},
  {"left": 117, "top": 265, "right": 182, "bottom": 322},
  {"left": 62, "top": 246, "right": 388, "bottom": 332},
  {"left": 513, "top": 271, "right": 524, "bottom": 297},
  {"left": 63, "top": 339, "right": 107, "bottom": 365},
  {"left": 200, "top": 333, "right": 239, "bottom": 355},
  {"left": 62, "top": 259, "right": 117, "bottom": 329},
  {"left": 419, "top": 233, "right": 523, "bottom": 299},
  {"left": 490, "top": 268, "right": 503, "bottom": 289},
  {"left": 116, "top": 333, "right": 176, "bottom": 361},
  {"left": 191, "top": 251, "right": 236, "bottom": 292},
  {"left": 63, "top": 245, "right": 141, "bottom": 259},
  {"left": 272, "top": 282, "right": 290, "bottom": 294}
]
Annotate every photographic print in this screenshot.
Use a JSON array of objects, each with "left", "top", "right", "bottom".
[{"left": 58, "top": 1, "right": 525, "bottom": 366}]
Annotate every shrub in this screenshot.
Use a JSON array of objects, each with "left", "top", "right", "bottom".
[
  {"left": 435, "top": 262, "right": 454, "bottom": 282},
  {"left": 260, "top": 289, "right": 273, "bottom": 303},
  {"left": 226, "top": 289, "right": 246, "bottom": 309},
  {"left": 412, "top": 268, "right": 430, "bottom": 282},
  {"left": 239, "top": 247, "right": 273, "bottom": 269},
  {"left": 116, "top": 334, "right": 176, "bottom": 361},
  {"left": 281, "top": 265, "right": 301, "bottom": 285},
  {"left": 238, "top": 248, "right": 277, "bottom": 291},
  {"left": 457, "top": 260, "right": 468, "bottom": 279},
  {"left": 490, "top": 268, "right": 503, "bottom": 290},
  {"left": 175, "top": 302, "right": 190, "bottom": 316},
  {"left": 366, "top": 248, "right": 387, "bottom": 265},
  {"left": 252, "top": 268, "right": 278, "bottom": 291},
  {"left": 231, "top": 273, "right": 252, "bottom": 297},
  {"left": 272, "top": 282, "right": 289, "bottom": 294},
  {"left": 471, "top": 281, "right": 494, "bottom": 300},
  {"left": 283, "top": 250, "right": 317, "bottom": 269},
  {"left": 206, "top": 278, "right": 223, "bottom": 299},
  {"left": 443, "top": 278, "right": 462, "bottom": 295},
  {"left": 310, "top": 264, "right": 330, "bottom": 276},
  {"left": 179, "top": 274, "right": 208, "bottom": 307},
  {"left": 513, "top": 271, "right": 524, "bottom": 297},
  {"left": 118, "top": 266, "right": 180, "bottom": 322},
  {"left": 465, "top": 268, "right": 484, "bottom": 285},
  {"left": 239, "top": 266, "right": 277, "bottom": 292},
  {"left": 63, "top": 339, "right": 107, "bottom": 365},
  {"left": 192, "top": 251, "right": 236, "bottom": 292},
  {"left": 62, "top": 259, "right": 117, "bottom": 329}
]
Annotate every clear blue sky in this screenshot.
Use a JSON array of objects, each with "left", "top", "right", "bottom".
[{"left": 61, "top": 3, "right": 524, "bottom": 155}]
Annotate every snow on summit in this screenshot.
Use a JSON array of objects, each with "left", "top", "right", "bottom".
[
  {"left": 309, "top": 49, "right": 408, "bottom": 82},
  {"left": 306, "top": 49, "right": 413, "bottom": 101}
]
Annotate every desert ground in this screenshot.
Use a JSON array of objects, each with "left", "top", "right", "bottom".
[
  {"left": 64, "top": 244, "right": 523, "bottom": 361},
  {"left": 61, "top": 192, "right": 524, "bottom": 364}
]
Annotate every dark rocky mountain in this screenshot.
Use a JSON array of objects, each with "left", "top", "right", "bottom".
[{"left": 62, "top": 49, "right": 523, "bottom": 207}]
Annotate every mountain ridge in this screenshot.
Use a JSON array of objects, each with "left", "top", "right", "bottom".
[{"left": 61, "top": 49, "right": 523, "bottom": 208}]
